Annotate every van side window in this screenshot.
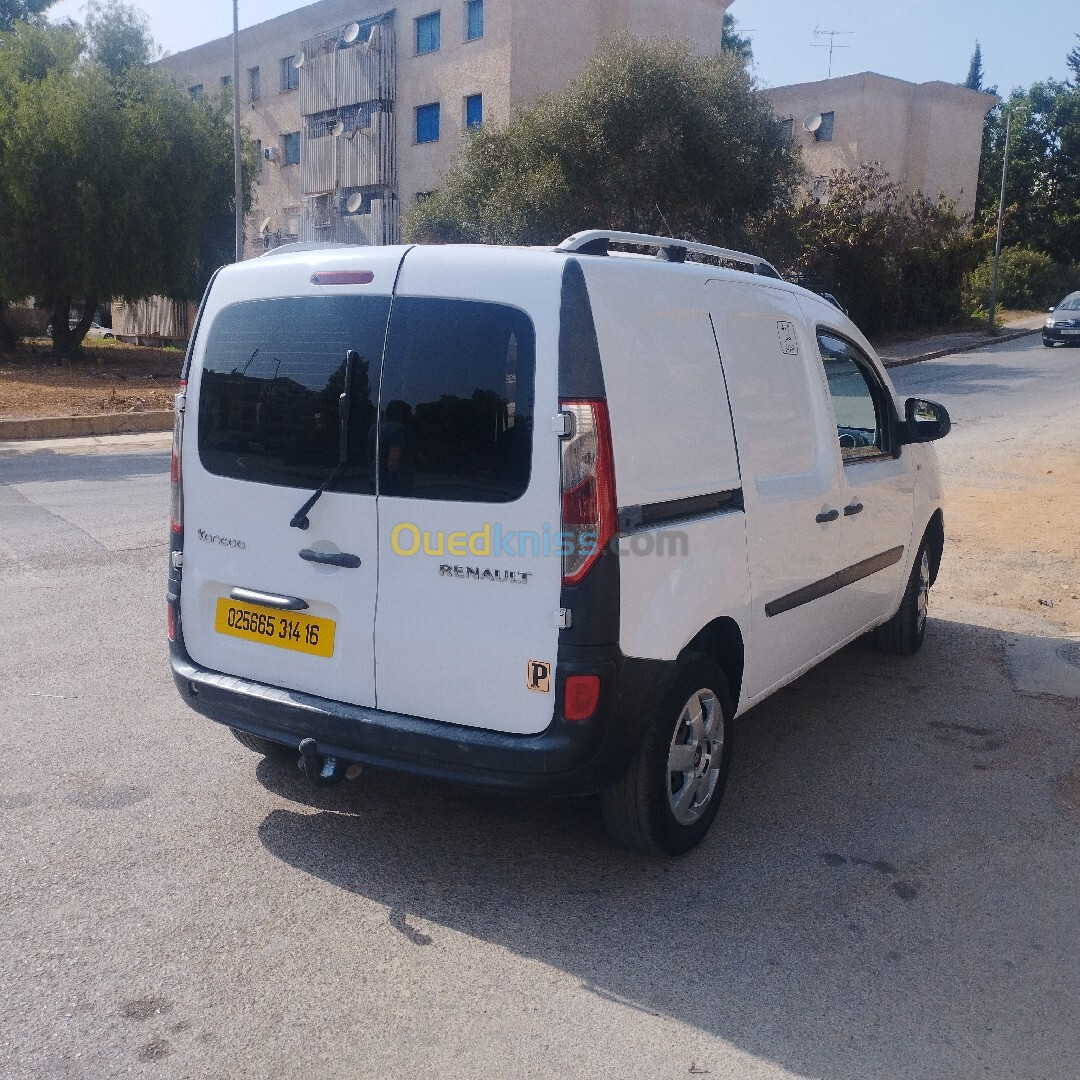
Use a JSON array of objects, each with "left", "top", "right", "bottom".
[
  {"left": 378, "top": 298, "right": 534, "bottom": 503},
  {"left": 817, "top": 330, "right": 889, "bottom": 461},
  {"left": 197, "top": 296, "right": 390, "bottom": 494}
]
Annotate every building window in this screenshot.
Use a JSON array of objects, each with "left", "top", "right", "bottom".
[
  {"left": 416, "top": 102, "right": 440, "bottom": 143},
  {"left": 416, "top": 11, "right": 440, "bottom": 54},
  {"left": 465, "top": 93, "right": 483, "bottom": 129},
  {"left": 780, "top": 117, "right": 794, "bottom": 142},
  {"left": 282, "top": 131, "right": 300, "bottom": 165},
  {"left": 814, "top": 111, "right": 835, "bottom": 142},
  {"left": 416, "top": 192, "right": 434, "bottom": 204},
  {"left": 189, "top": 84, "right": 203, "bottom": 100},
  {"left": 248, "top": 65, "right": 260, "bottom": 101},
  {"left": 221, "top": 74, "right": 232, "bottom": 88},
  {"left": 280, "top": 56, "right": 299, "bottom": 92},
  {"left": 465, "top": 0, "right": 483, "bottom": 40}
]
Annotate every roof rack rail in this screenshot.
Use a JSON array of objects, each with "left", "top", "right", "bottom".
[{"left": 557, "top": 230, "right": 782, "bottom": 279}]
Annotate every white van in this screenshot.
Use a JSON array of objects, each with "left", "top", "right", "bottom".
[{"left": 168, "top": 230, "right": 950, "bottom": 855}]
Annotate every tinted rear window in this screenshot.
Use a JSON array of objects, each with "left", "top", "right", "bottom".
[
  {"left": 198, "top": 295, "right": 390, "bottom": 493},
  {"left": 378, "top": 298, "right": 535, "bottom": 503}
]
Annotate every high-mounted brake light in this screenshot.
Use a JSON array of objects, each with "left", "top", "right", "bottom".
[
  {"left": 170, "top": 381, "right": 186, "bottom": 535},
  {"left": 559, "top": 399, "right": 617, "bottom": 586},
  {"left": 310, "top": 271, "right": 374, "bottom": 286}
]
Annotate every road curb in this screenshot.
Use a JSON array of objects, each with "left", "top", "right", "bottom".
[
  {"left": 881, "top": 328, "right": 1038, "bottom": 369},
  {"left": 0, "top": 410, "right": 173, "bottom": 442}
]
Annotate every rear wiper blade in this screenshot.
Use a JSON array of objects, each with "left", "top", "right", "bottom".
[{"left": 290, "top": 350, "right": 359, "bottom": 530}]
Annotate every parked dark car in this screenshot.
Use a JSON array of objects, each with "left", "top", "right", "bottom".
[{"left": 1043, "top": 292, "right": 1080, "bottom": 347}]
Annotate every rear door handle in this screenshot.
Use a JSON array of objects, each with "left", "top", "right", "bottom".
[
  {"left": 815, "top": 509, "right": 840, "bottom": 524},
  {"left": 844, "top": 502, "right": 864, "bottom": 516},
  {"left": 299, "top": 549, "right": 361, "bottom": 569}
]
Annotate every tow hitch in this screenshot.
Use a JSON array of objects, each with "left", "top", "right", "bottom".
[{"left": 297, "top": 738, "right": 347, "bottom": 786}]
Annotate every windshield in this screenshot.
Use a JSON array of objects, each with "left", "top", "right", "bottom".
[{"left": 1056, "top": 293, "right": 1080, "bottom": 311}]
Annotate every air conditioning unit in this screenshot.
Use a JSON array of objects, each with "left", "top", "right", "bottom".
[{"left": 263, "top": 146, "right": 279, "bottom": 162}]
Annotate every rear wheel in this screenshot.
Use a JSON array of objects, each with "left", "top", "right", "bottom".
[
  {"left": 230, "top": 727, "right": 295, "bottom": 763},
  {"left": 600, "top": 652, "right": 734, "bottom": 856},
  {"left": 874, "top": 543, "right": 930, "bottom": 655}
]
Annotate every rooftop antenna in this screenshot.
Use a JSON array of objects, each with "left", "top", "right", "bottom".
[{"left": 811, "top": 26, "right": 852, "bottom": 79}]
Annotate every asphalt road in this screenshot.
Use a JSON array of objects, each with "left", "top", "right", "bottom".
[{"left": 1, "top": 339, "right": 1077, "bottom": 1080}]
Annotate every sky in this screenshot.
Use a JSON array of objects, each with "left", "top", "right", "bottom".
[{"left": 48, "top": 0, "right": 1077, "bottom": 94}]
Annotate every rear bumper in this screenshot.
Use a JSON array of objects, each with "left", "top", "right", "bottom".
[{"left": 170, "top": 640, "right": 669, "bottom": 796}]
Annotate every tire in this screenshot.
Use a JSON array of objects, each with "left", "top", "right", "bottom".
[
  {"left": 230, "top": 727, "right": 295, "bottom": 762},
  {"left": 874, "top": 542, "right": 930, "bottom": 656},
  {"left": 600, "top": 652, "right": 734, "bottom": 856}
]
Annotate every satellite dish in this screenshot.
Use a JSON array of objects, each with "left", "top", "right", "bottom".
[
  {"left": 292, "top": 53, "right": 304, "bottom": 69},
  {"left": 803, "top": 113, "right": 823, "bottom": 133},
  {"left": 343, "top": 22, "right": 360, "bottom": 43},
  {"left": 259, "top": 217, "right": 271, "bottom": 233},
  {"left": 346, "top": 192, "right": 364, "bottom": 213},
  {"left": 331, "top": 119, "right": 345, "bottom": 138}
]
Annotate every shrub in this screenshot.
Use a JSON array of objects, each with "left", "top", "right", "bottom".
[{"left": 968, "top": 247, "right": 1075, "bottom": 310}]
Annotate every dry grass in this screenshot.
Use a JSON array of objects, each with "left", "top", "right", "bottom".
[{"left": 0, "top": 338, "right": 182, "bottom": 419}]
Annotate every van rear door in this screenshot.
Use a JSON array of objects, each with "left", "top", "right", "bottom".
[
  {"left": 372, "top": 248, "right": 563, "bottom": 735},
  {"left": 180, "top": 251, "right": 402, "bottom": 709}
]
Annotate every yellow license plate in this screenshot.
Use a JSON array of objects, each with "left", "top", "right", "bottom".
[{"left": 214, "top": 598, "right": 336, "bottom": 658}]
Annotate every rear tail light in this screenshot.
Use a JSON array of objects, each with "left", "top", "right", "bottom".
[
  {"left": 170, "top": 381, "right": 186, "bottom": 535},
  {"left": 559, "top": 399, "right": 617, "bottom": 586},
  {"left": 563, "top": 674, "right": 601, "bottom": 722}
]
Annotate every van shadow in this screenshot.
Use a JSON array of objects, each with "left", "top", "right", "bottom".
[{"left": 254, "top": 619, "right": 1075, "bottom": 1078}]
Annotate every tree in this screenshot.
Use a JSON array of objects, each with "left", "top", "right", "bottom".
[
  {"left": 964, "top": 41, "right": 983, "bottom": 91},
  {"left": 404, "top": 36, "right": 800, "bottom": 247},
  {"left": 0, "top": 10, "right": 256, "bottom": 355},
  {"left": 0, "top": 0, "right": 57, "bottom": 32},
  {"left": 757, "top": 164, "right": 976, "bottom": 334},
  {"left": 975, "top": 78, "right": 1080, "bottom": 267},
  {"left": 721, "top": 12, "right": 753, "bottom": 64},
  {"left": 1067, "top": 34, "right": 1080, "bottom": 84},
  {"left": 84, "top": 0, "right": 157, "bottom": 75}
]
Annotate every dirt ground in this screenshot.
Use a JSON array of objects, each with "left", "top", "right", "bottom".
[{"left": 0, "top": 339, "right": 182, "bottom": 418}]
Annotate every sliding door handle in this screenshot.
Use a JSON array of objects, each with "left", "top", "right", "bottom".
[{"left": 815, "top": 509, "right": 840, "bottom": 524}]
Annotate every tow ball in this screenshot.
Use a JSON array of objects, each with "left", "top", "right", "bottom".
[{"left": 297, "top": 738, "right": 348, "bottom": 786}]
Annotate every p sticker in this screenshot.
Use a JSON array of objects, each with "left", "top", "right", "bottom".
[
  {"left": 527, "top": 660, "right": 551, "bottom": 693},
  {"left": 777, "top": 320, "right": 799, "bottom": 355}
]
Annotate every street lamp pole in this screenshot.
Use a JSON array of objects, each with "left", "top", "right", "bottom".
[
  {"left": 232, "top": 0, "right": 244, "bottom": 262},
  {"left": 987, "top": 105, "right": 1019, "bottom": 334}
]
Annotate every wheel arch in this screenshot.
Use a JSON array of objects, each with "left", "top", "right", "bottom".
[
  {"left": 681, "top": 617, "right": 745, "bottom": 712},
  {"left": 924, "top": 508, "right": 944, "bottom": 587}
]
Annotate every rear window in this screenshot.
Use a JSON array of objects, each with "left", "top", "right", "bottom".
[
  {"left": 378, "top": 298, "right": 535, "bottom": 503},
  {"left": 196, "top": 294, "right": 534, "bottom": 503},
  {"left": 197, "top": 295, "right": 390, "bottom": 493}
]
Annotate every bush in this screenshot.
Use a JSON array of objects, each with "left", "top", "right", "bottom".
[
  {"left": 756, "top": 164, "right": 978, "bottom": 336},
  {"left": 968, "top": 247, "right": 1076, "bottom": 310}
]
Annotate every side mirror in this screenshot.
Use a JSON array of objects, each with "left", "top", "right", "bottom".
[{"left": 901, "top": 397, "right": 951, "bottom": 443}]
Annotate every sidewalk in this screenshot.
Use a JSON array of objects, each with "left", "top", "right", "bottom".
[{"left": 872, "top": 314, "right": 1043, "bottom": 368}]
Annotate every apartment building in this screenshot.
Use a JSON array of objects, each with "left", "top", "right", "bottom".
[
  {"left": 157, "top": 0, "right": 734, "bottom": 259},
  {"left": 764, "top": 72, "right": 998, "bottom": 217}
]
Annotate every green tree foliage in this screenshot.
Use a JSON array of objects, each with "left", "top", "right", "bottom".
[
  {"left": 721, "top": 13, "right": 753, "bottom": 64},
  {"left": 1067, "top": 34, "right": 1080, "bottom": 83},
  {"left": 758, "top": 164, "right": 976, "bottom": 335},
  {"left": 0, "top": 7, "right": 255, "bottom": 354},
  {"left": 964, "top": 41, "right": 983, "bottom": 91},
  {"left": 0, "top": 0, "right": 56, "bottom": 32},
  {"left": 404, "top": 36, "right": 800, "bottom": 247},
  {"left": 976, "top": 78, "right": 1080, "bottom": 267},
  {"left": 968, "top": 246, "right": 1072, "bottom": 310}
]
